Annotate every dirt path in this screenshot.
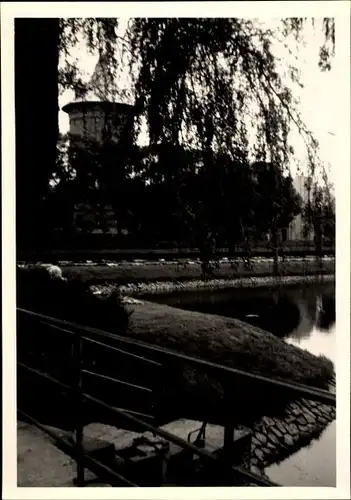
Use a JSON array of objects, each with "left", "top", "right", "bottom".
[{"left": 17, "top": 421, "right": 77, "bottom": 487}]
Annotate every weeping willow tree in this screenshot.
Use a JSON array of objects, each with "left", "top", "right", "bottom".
[{"left": 15, "top": 17, "right": 335, "bottom": 264}]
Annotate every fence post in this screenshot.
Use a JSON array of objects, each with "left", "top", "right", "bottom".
[
  {"left": 72, "top": 333, "right": 85, "bottom": 487},
  {"left": 221, "top": 381, "right": 236, "bottom": 480},
  {"left": 223, "top": 423, "right": 235, "bottom": 455}
]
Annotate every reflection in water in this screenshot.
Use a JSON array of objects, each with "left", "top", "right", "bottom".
[
  {"left": 148, "top": 282, "right": 335, "bottom": 353},
  {"left": 266, "top": 420, "right": 336, "bottom": 487},
  {"left": 316, "top": 295, "right": 336, "bottom": 331},
  {"left": 286, "top": 289, "right": 336, "bottom": 364},
  {"left": 287, "top": 323, "right": 336, "bottom": 362}
]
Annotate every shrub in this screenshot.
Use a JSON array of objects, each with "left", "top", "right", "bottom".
[{"left": 16, "top": 264, "right": 129, "bottom": 334}]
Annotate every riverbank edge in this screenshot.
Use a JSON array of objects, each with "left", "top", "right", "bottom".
[
  {"left": 249, "top": 397, "right": 335, "bottom": 476},
  {"left": 93, "top": 273, "right": 335, "bottom": 297},
  {"left": 56, "top": 256, "right": 334, "bottom": 285}
]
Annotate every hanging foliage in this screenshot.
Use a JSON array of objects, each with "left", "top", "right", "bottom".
[
  {"left": 54, "top": 17, "right": 336, "bottom": 257},
  {"left": 59, "top": 18, "right": 335, "bottom": 165}
]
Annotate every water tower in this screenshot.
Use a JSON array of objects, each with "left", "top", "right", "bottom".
[
  {"left": 62, "top": 100, "right": 135, "bottom": 147},
  {"left": 61, "top": 55, "right": 136, "bottom": 235},
  {"left": 62, "top": 52, "right": 135, "bottom": 146}
]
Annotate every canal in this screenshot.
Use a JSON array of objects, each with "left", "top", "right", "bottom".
[{"left": 141, "top": 280, "right": 336, "bottom": 486}]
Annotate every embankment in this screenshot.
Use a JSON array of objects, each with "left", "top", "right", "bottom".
[
  {"left": 93, "top": 273, "right": 334, "bottom": 297},
  {"left": 125, "top": 299, "right": 334, "bottom": 390},
  {"left": 248, "top": 399, "right": 335, "bottom": 474},
  {"left": 59, "top": 257, "right": 335, "bottom": 286}
]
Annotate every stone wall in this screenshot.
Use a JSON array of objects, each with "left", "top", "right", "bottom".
[
  {"left": 246, "top": 397, "right": 336, "bottom": 475},
  {"left": 116, "top": 274, "right": 335, "bottom": 297}
]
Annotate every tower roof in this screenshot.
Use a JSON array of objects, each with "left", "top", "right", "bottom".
[
  {"left": 62, "top": 101, "right": 134, "bottom": 115},
  {"left": 62, "top": 52, "right": 135, "bottom": 114},
  {"left": 89, "top": 53, "right": 115, "bottom": 101}
]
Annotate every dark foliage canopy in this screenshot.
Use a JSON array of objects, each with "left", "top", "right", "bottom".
[{"left": 15, "top": 17, "right": 335, "bottom": 256}]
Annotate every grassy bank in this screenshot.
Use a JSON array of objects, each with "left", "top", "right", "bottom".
[
  {"left": 123, "top": 300, "right": 334, "bottom": 425},
  {"left": 125, "top": 300, "right": 334, "bottom": 387},
  {"left": 60, "top": 258, "right": 335, "bottom": 285}
]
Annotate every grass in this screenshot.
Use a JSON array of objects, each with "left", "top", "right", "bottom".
[
  {"left": 125, "top": 300, "right": 334, "bottom": 388},
  {"left": 61, "top": 259, "right": 335, "bottom": 285}
]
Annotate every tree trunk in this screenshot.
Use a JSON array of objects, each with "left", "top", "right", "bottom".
[
  {"left": 15, "top": 18, "right": 60, "bottom": 258},
  {"left": 314, "top": 217, "right": 324, "bottom": 273},
  {"left": 272, "top": 228, "right": 280, "bottom": 276}
]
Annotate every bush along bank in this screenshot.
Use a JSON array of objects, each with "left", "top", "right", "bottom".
[{"left": 16, "top": 264, "right": 130, "bottom": 336}]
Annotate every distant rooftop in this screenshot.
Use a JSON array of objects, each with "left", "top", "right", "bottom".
[{"left": 63, "top": 52, "right": 135, "bottom": 115}]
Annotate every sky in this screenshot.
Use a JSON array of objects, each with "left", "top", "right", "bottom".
[{"left": 59, "top": 18, "right": 337, "bottom": 184}]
